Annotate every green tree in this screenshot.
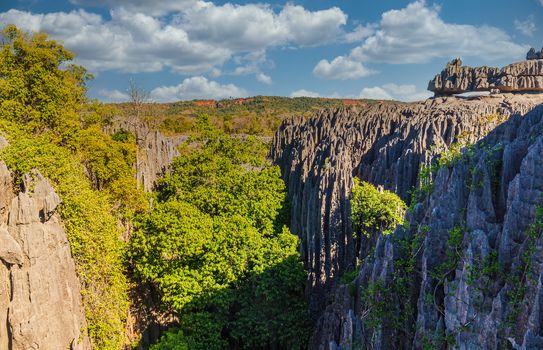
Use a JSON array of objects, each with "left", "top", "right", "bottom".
[
  {"left": 351, "top": 179, "right": 406, "bottom": 238},
  {"left": 130, "top": 122, "right": 310, "bottom": 349},
  {"left": 0, "top": 24, "right": 91, "bottom": 141},
  {"left": 350, "top": 179, "right": 406, "bottom": 260},
  {"left": 0, "top": 25, "right": 134, "bottom": 349}
]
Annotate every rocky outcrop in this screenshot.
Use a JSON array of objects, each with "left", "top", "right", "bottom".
[
  {"left": 106, "top": 117, "right": 187, "bottom": 191},
  {"left": 318, "top": 100, "right": 543, "bottom": 349},
  {"left": 270, "top": 93, "right": 543, "bottom": 343},
  {"left": 428, "top": 54, "right": 543, "bottom": 96},
  {"left": 527, "top": 47, "right": 543, "bottom": 60},
  {"left": 0, "top": 165, "right": 90, "bottom": 350}
]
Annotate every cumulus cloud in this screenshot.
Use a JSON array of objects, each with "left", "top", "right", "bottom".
[
  {"left": 69, "top": 0, "right": 197, "bottom": 16},
  {"left": 314, "top": 0, "right": 527, "bottom": 79},
  {"left": 290, "top": 89, "right": 321, "bottom": 98},
  {"left": 150, "top": 76, "right": 247, "bottom": 102},
  {"left": 313, "top": 56, "right": 375, "bottom": 80},
  {"left": 209, "top": 68, "right": 222, "bottom": 77},
  {"left": 359, "top": 83, "right": 431, "bottom": 101},
  {"left": 359, "top": 87, "right": 392, "bottom": 100},
  {"left": 178, "top": 3, "right": 346, "bottom": 50},
  {"left": 0, "top": 2, "right": 347, "bottom": 74},
  {"left": 0, "top": 8, "right": 229, "bottom": 73},
  {"left": 343, "top": 24, "right": 375, "bottom": 43},
  {"left": 351, "top": 1, "right": 526, "bottom": 64},
  {"left": 514, "top": 16, "right": 536, "bottom": 36},
  {"left": 256, "top": 73, "right": 272, "bottom": 84}
]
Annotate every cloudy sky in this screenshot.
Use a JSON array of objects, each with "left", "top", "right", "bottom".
[{"left": 1, "top": 0, "right": 542, "bottom": 102}]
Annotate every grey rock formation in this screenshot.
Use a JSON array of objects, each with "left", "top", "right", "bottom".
[
  {"left": 527, "top": 47, "right": 543, "bottom": 60},
  {"left": 270, "top": 94, "right": 543, "bottom": 347},
  {"left": 106, "top": 117, "right": 187, "bottom": 191},
  {"left": 429, "top": 53, "right": 543, "bottom": 96},
  {"left": 321, "top": 102, "right": 543, "bottom": 350},
  {"left": 0, "top": 166, "right": 90, "bottom": 350}
]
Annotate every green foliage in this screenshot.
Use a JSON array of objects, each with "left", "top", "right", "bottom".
[
  {"left": 360, "top": 224, "right": 428, "bottom": 342},
  {"left": 150, "top": 329, "right": 189, "bottom": 350},
  {"left": 505, "top": 204, "right": 543, "bottom": 326},
  {"left": 430, "top": 225, "right": 464, "bottom": 282},
  {"left": 78, "top": 126, "right": 146, "bottom": 216},
  {"left": 0, "top": 26, "right": 138, "bottom": 349},
  {"left": 341, "top": 269, "right": 359, "bottom": 285},
  {"left": 350, "top": 179, "right": 406, "bottom": 238},
  {"left": 156, "top": 96, "right": 347, "bottom": 136},
  {"left": 129, "top": 122, "right": 310, "bottom": 349},
  {"left": 437, "top": 141, "right": 464, "bottom": 168},
  {"left": 79, "top": 127, "right": 134, "bottom": 187},
  {"left": 0, "top": 126, "right": 128, "bottom": 349},
  {"left": 0, "top": 25, "right": 91, "bottom": 141}
]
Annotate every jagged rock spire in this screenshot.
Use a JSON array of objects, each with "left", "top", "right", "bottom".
[{"left": 527, "top": 47, "right": 543, "bottom": 60}]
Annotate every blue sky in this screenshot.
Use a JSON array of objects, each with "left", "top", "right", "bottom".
[{"left": 1, "top": 0, "right": 542, "bottom": 102}]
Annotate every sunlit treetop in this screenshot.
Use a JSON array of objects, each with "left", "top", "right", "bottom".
[{"left": 0, "top": 24, "right": 92, "bottom": 141}]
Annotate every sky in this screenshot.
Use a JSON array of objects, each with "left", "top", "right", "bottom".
[{"left": 1, "top": 0, "right": 542, "bottom": 102}]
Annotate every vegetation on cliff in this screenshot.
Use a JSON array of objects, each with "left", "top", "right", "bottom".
[
  {"left": 0, "top": 25, "right": 144, "bottom": 349},
  {"left": 350, "top": 179, "right": 406, "bottom": 238}
]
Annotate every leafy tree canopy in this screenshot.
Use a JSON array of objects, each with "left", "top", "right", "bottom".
[
  {"left": 0, "top": 24, "right": 91, "bottom": 141},
  {"left": 0, "top": 25, "right": 142, "bottom": 349},
  {"left": 351, "top": 178, "right": 406, "bottom": 237},
  {"left": 131, "top": 117, "right": 310, "bottom": 349}
]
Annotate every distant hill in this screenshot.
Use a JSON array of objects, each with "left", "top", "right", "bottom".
[{"left": 111, "top": 96, "right": 387, "bottom": 136}]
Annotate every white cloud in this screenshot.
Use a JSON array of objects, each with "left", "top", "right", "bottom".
[
  {"left": 278, "top": 5, "right": 347, "bottom": 46},
  {"left": 351, "top": 1, "right": 526, "bottom": 64},
  {"left": 514, "top": 16, "right": 536, "bottom": 36},
  {"left": 98, "top": 89, "right": 130, "bottom": 102},
  {"left": 314, "top": 0, "right": 527, "bottom": 80},
  {"left": 209, "top": 68, "right": 222, "bottom": 77},
  {"left": 359, "top": 87, "right": 393, "bottom": 100},
  {"left": 150, "top": 76, "right": 247, "bottom": 102},
  {"left": 344, "top": 24, "right": 375, "bottom": 43},
  {"left": 231, "top": 50, "right": 272, "bottom": 77},
  {"left": 0, "top": 2, "right": 347, "bottom": 75},
  {"left": 313, "top": 56, "right": 375, "bottom": 80},
  {"left": 290, "top": 89, "right": 321, "bottom": 98},
  {"left": 0, "top": 9, "right": 229, "bottom": 74},
  {"left": 256, "top": 73, "right": 272, "bottom": 84},
  {"left": 359, "top": 83, "right": 431, "bottom": 101},
  {"left": 178, "top": 3, "right": 346, "bottom": 50},
  {"left": 69, "top": 0, "right": 198, "bottom": 16}
]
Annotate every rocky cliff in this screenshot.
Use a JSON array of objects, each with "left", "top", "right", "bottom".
[
  {"left": 428, "top": 54, "right": 543, "bottom": 96},
  {"left": 270, "top": 93, "right": 543, "bottom": 348},
  {"left": 106, "top": 117, "right": 187, "bottom": 192},
  {"left": 313, "top": 99, "right": 543, "bottom": 350},
  {"left": 0, "top": 162, "right": 90, "bottom": 349}
]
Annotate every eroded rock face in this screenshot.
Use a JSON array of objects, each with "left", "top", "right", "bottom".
[
  {"left": 428, "top": 57, "right": 543, "bottom": 96},
  {"left": 270, "top": 94, "right": 543, "bottom": 347},
  {"left": 321, "top": 103, "right": 543, "bottom": 350},
  {"left": 0, "top": 166, "right": 90, "bottom": 350},
  {"left": 526, "top": 47, "right": 543, "bottom": 60},
  {"left": 106, "top": 118, "right": 187, "bottom": 191}
]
